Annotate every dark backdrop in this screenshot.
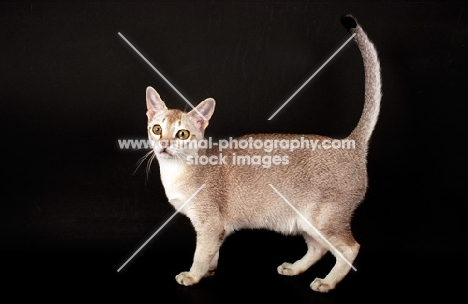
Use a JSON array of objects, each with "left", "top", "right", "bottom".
[{"left": 1, "top": 1, "right": 466, "bottom": 301}]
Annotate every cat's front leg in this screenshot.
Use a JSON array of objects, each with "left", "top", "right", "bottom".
[
  {"left": 205, "top": 250, "right": 219, "bottom": 277},
  {"left": 176, "top": 225, "right": 224, "bottom": 286}
]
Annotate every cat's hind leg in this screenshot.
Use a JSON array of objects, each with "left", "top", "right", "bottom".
[
  {"left": 277, "top": 233, "right": 327, "bottom": 276},
  {"left": 309, "top": 232, "right": 359, "bottom": 293}
]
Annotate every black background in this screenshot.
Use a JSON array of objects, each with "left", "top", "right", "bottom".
[{"left": 1, "top": 1, "right": 466, "bottom": 301}]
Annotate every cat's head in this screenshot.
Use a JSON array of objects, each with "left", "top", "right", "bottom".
[{"left": 146, "top": 87, "right": 215, "bottom": 161}]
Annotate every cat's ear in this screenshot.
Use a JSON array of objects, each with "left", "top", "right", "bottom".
[
  {"left": 146, "top": 87, "right": 167, "bottom": 120},
  {"left": 187, "top": 98, "right": 216, "bottom": 131}
]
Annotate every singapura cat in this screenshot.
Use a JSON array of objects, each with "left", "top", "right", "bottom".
[{"left": 143, "top": 15, "right": 381, "bottom": 292}]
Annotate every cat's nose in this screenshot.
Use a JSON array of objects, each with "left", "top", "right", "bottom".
[{"left": 160, "top": 140, "right": 169, "bottom": 147}]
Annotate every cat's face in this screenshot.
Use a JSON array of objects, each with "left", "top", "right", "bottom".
[
  {"left": 147, "top": 109, "right": 202, "bottom": 161},
  {"left": 146, "top": 87, "right": 215, "bottom": 161}
]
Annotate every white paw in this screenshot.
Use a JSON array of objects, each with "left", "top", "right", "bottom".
[
  {"left": 277, "top": 262, "right": 301, "bottom": 276},
  {"left": 310, "top": 278, "right": 335, "bottom": 293},
  {"left": 175, "top": 272, "right": 200, "bottom": 286}
]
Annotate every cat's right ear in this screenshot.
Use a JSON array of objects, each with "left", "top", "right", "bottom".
[{"left": 146, "top": 87, "right": 167, "bottom": 120}]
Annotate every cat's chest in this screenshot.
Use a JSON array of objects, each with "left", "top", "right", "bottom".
[{"left": 158, "top": 160, "right": 190, "bottom": 208}]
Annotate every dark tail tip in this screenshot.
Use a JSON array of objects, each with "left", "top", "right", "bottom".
[{"left": 341, "top": 14, "right": 358, "bottom": 33}]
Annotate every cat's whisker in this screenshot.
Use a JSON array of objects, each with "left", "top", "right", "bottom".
[
  {"left": 136, "top": 149, "right": 153, "bottom": 164},
  {"left": 145, "top": 153, "right": 156, "bottom": 183},
  {"left": 175, "top": 150, "right": 191, "bottom": 164},
  {"left": 133, "top": 149, "right": 154, "bottom": 176},
  {"left": 135, "top": 150, "right": 153, "bottom": 166}
]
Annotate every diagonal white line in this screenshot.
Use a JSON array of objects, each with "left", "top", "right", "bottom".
[
  {"left": 267, "top": 33, "right": 356, "bottom": 120},
  {"left": 117, "top": 184, "right": 206, "bottom": 272},
  {"left": 268, "top": 184, "right": 357, "bottom": 271},
  {"left": 118, "top": 32, "right": 207, "bottom": 121}
]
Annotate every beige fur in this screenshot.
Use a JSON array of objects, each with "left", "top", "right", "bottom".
[{"left": 144, "top": 15, "right": 381, "bottom": 292}]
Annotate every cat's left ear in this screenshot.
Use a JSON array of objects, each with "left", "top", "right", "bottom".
[
  {"left": 146, "top": 86, "right": 168, "bottom": 120},
  {"left": 187, "top": 98, "right": 216, "bottom": 131}
]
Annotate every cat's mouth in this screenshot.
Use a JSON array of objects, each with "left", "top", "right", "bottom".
[{"left": 157, "top": 148, "right": 174, "bottom": 159}]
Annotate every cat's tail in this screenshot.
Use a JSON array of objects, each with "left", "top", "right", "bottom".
[{"left": 342, "top": 15, "right": 382, "bottom": 146}]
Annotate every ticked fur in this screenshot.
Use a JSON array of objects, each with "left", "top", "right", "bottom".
[{"left": 144, "top": 15, "right": 381, "bottom": 292}]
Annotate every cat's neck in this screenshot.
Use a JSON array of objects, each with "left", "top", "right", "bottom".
[
  {"left": 156, "top": 147, "right": 216, "bottom": 210},
  {"left": 157, "top": 157, "right": 187, "bottom": 183}
]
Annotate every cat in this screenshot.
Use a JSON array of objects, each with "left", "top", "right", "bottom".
[{"left": 143, "top": 15, "right": 381, "bottom": 293}]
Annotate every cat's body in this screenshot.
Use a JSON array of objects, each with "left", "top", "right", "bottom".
[
  {"left": 144, "top": 15, "right": 381, "bottom": 292},
  {"left": 160, "top": 133, "right": 366, "bottom": 234}
]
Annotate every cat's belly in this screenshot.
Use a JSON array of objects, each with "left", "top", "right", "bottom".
[{"left": 225, "top": 215, "right": 305, "bottom": 236}]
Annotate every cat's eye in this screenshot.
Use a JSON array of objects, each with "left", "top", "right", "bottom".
[
  {"left": 152, "top": 124, "right": 162, "bottom": 135},
  {"left": 176, "top": 129, "right": 190, "bottom": 140}
]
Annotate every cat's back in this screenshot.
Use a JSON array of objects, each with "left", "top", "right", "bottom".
[{"left": 217, "top": 132, "right": 367, "bottom": 185}]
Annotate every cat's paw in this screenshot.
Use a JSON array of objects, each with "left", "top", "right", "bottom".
[
  {"left": 175, "top": 272, "right": 200, "bottom": 286},
  {"left": 310, "top": 278, "right": 335, "bottom": 293},
  {"left": 277, "top": 262, "right": 302, "bottom": 276}
]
